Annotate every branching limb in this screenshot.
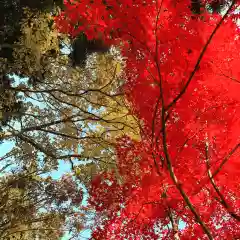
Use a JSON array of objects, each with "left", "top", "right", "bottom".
[
  {"left": 166, "top": 0, "right": 236, "bottom": 112},
  {"left": 212, "top": 143, "right": 240, "bottom": 179},
  {"left": 205, "top": 142, "right": 240, "bottom": 222}
]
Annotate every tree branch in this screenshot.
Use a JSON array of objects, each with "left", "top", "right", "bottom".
[
  {"left": 155, "top": 27, "right": 214, "bottom": 239},
  {"left": 205, "top": 142, "right": 240, "bottom": 222},
  {"left": 166, "top": 0, "right": 235, "bottom": 112},
  {"left": 211, "top": 143, "right": 240, "bottom": 179},
  {"left": 168, "top": 208, "right": 180, "bottom": 240}
]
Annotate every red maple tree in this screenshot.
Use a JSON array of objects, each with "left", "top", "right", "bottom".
[{"left": 55, "top": 0, "right": 240, "bottom": 239}]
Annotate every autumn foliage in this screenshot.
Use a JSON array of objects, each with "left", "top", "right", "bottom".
[{"left": 56, "top": 0, "right": 240, "bottom": 239}]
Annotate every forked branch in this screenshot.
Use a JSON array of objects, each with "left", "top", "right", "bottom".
[
  {"left": 205, "top": 142, "right": 240, "bottom": 222},
  {"left": 166, "top": 0, "right": 236, "bottom": 112}
]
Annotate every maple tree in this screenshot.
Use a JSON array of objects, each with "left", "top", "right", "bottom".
[
  {"left": 56, "top": 0, "right": 240, "bottom": 239},
  {"left": 1, "top": 2, "right": 136, "bottom": 239},
  {"left": 1, "top": 54, "right": 131, "bottom": 239},
  {"left": 1, "top": 0, "right": 137, "bottom": 181},
  {"left": 0, "top": 0, "right": 151, "bottom": 239}
]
